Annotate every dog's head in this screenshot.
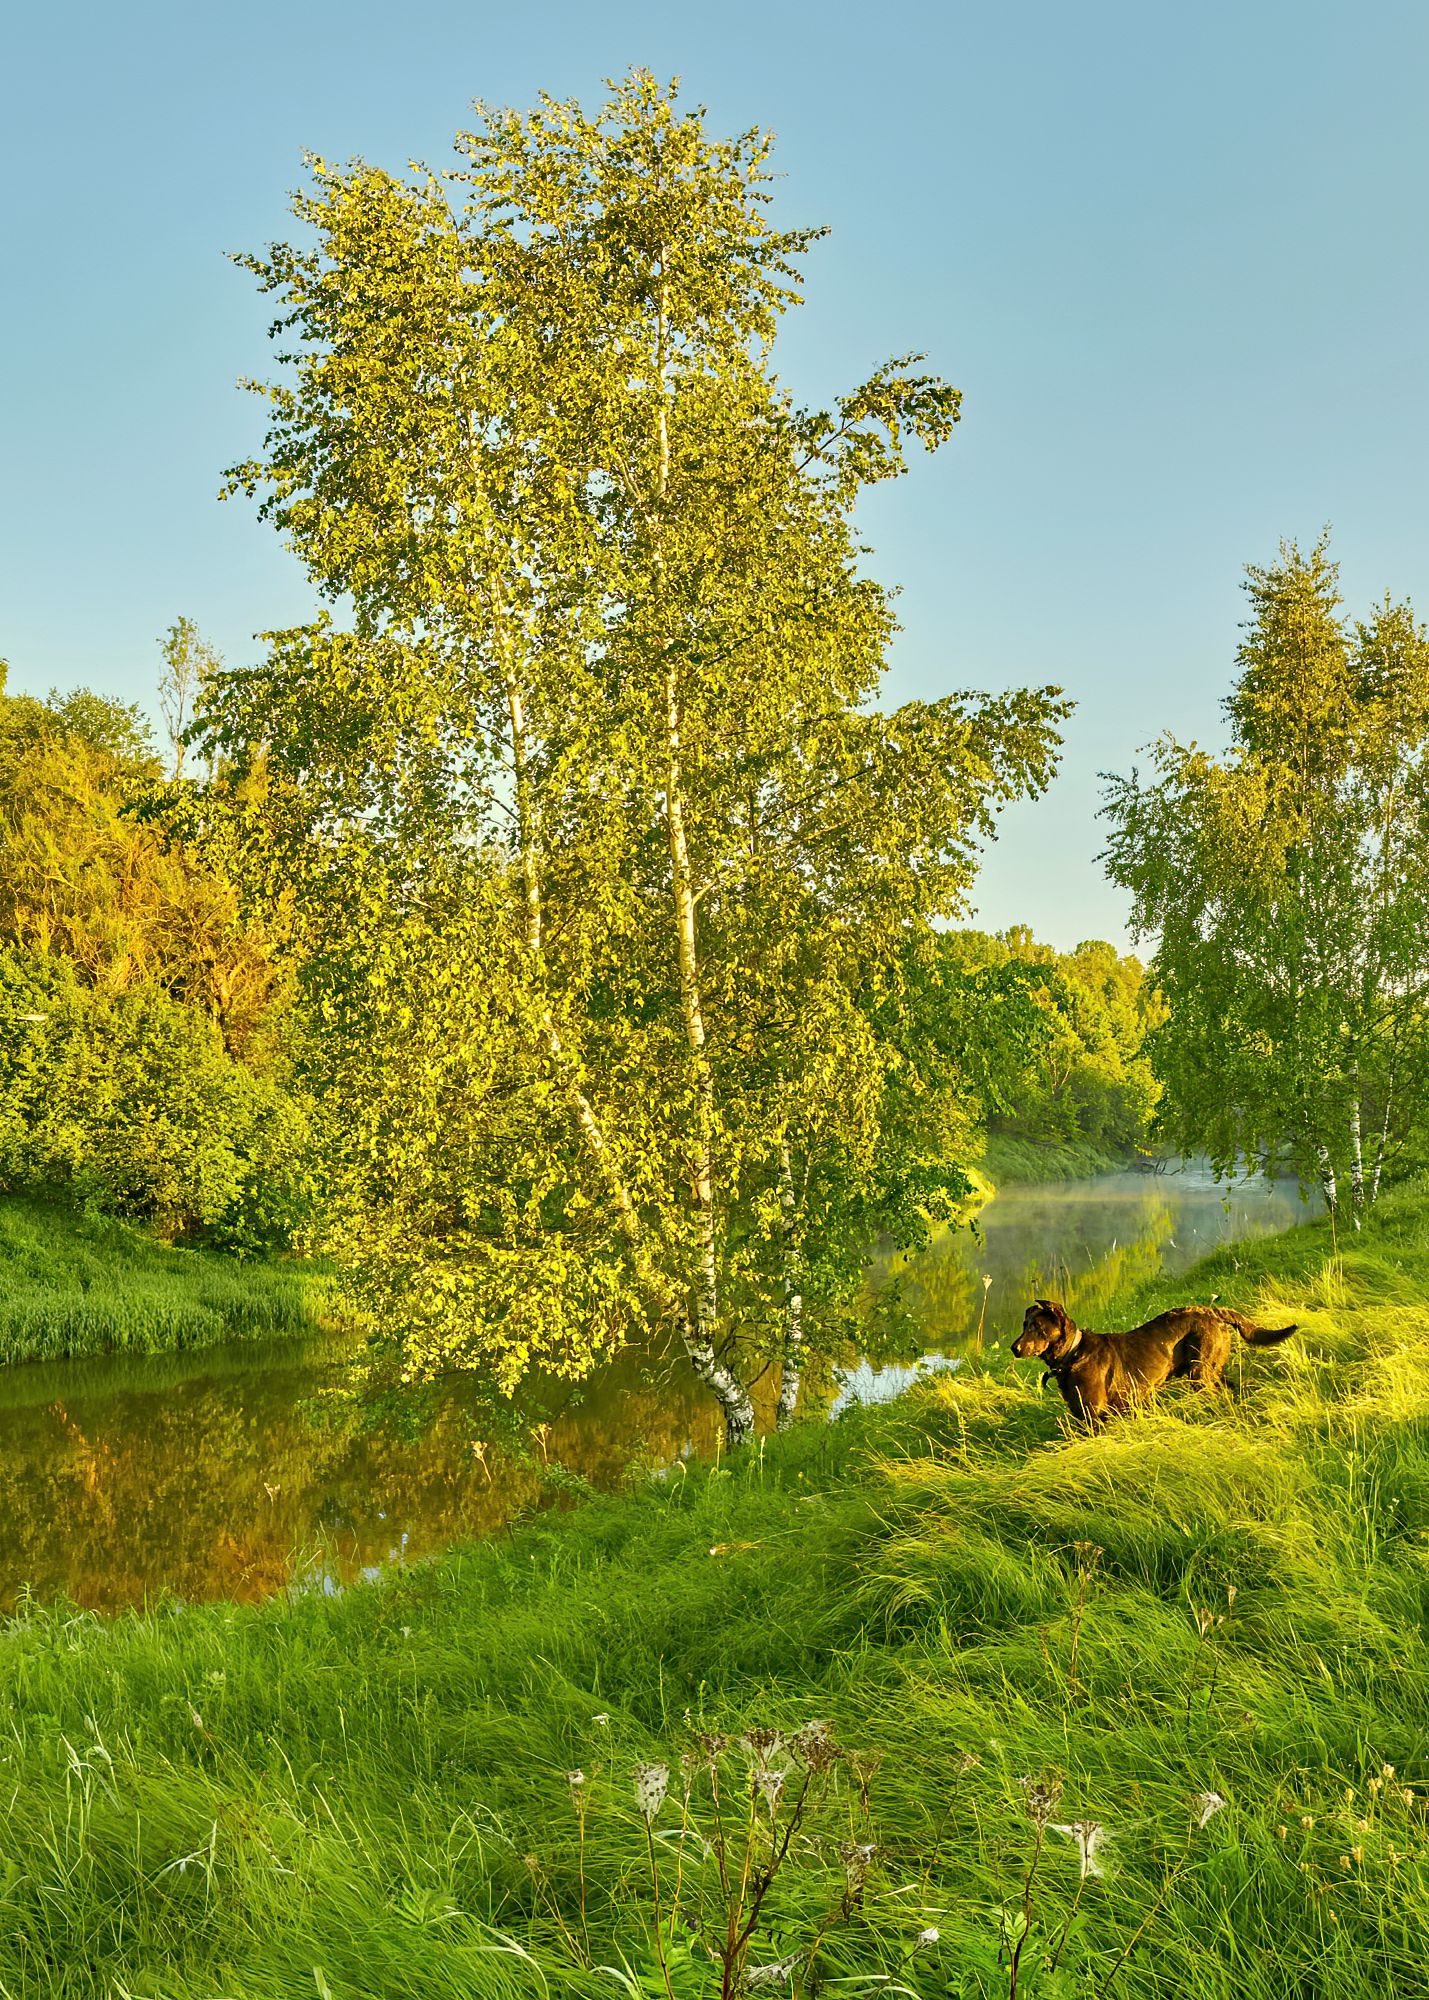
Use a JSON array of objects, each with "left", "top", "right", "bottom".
[{"left": 1012, "top": 1299, "right": 1075, "bottom": 1362}]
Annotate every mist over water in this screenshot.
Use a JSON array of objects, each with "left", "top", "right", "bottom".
[{"left": 0, "top": 1168, "right": 1317, "bottom": 1612}]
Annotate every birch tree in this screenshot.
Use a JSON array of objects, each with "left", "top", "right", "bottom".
[
  {"left": 1102, "top": 535, "right": 1429, "bottom": 1221},
  {"left": 207, "top": 73, "right": 1067, "bottom": 1440}
]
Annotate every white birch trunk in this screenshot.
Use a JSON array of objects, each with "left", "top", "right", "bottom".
[
  {"left": 1371, "top": 1083, "right": 1392, "bottom": 1205},
  {"left": 1348, "top": 1094, "right": 1365, "bottom": 1228},
  {"left": 1315, "top": 1140, "right": 1339, "bottom": 1216},
  {"left": 651, "top": 262, "right": 752, "bottom": 1449},
  {"left": 776, "top": 1142, "right": 803, "bottom": 1431}
]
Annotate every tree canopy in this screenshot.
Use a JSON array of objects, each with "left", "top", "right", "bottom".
[{"left": 1103, "top": 535, "right": 1429, "bottom": 1218}]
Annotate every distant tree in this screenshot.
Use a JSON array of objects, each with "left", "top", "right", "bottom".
[
  {"left": 1102, "top": 535, "right": 1429, "bottom": 1220},
  {"left": 158, "top": 617, "right": 222, "bottom": 778},
  {"left": 208, "top": 72, "right": 1067, "bottom": 1442},
  {"left": 930, "top": 928, "right": 1161, "bottom": 1153}
]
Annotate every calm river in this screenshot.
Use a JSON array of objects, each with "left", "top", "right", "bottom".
[{"left": 0, "top": 1167, "right": 1314, "bottom": 1612}]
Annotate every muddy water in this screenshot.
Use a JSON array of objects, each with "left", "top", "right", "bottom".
[{"left": 0, "top": 1167, "right": 1314, "bottom": 1611}]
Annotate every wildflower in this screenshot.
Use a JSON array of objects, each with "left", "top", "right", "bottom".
[
  {"left": 1339, "top": 1853, "right": 1351, "bottom": 1869},
  {"left": 1019, "top": 1774, "right": 1064, "bottom": 1828},
  {"left": 915, "top": 1926, "right": 940, "bottom": 1949},
  {"left": 592, "top": 1713, "right": 610, "bottom": 1728},
  {"left": 1382, "top": 1763, "right": 1396, "bottom": 1780},
  {"left": 633, "top": 1762, "right": 669, "bottom": 1823},
  {"left": 686, "top": 1732, "right": 727, "bottom": 1777},
  {"left": 1277, "top": 1825, "right": 1288, "bottom": 1839},
  {"left": 1050, "top": 1820, "right": 1108, "bottom": 1878},
  {"left": 1368, "top": 1778, "right": 1382, "bottom": 1796},
  {"left": 567, "top": 1770, "right": 585, "bottom": 1792},
  {"left": 789, "top": 1719, "right": 839, "bottom": 1770},
  {"left": 1193, "top": 1792, "right": 1227, "bottom": 1829},
  {"left": 1351, "top": 1845, "right": 1364, "bottom": 1863},
  {"left": 1403, "top": 1789, "right": 1415, "bottom": 1807},
  {"left": 740, "top": 1727, "right": 785, "bottom": 1767},
  {"left": 1301, "top": 1814, "right": 1315, "bottom": 1829}
]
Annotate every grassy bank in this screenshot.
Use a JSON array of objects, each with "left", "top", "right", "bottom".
[
  {"left": 0, "top": 1196, "right": 325, "bottom": 1364},
  {"left": 1, "top": 1188, "right": 1428, "bottom": 1995},
  {"left": 981, "top": 1132, "right": 1132, "bottom": 1186}
]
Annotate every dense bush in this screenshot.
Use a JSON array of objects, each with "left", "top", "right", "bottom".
[
  {"left": 0, "top": 953, "right": 313, "bottom": 1246},
  {"left": 0, "top": 668, "right": 311, "bottom": 1246}
]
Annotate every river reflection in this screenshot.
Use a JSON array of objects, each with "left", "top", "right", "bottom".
[
  {"left": 849, "top": 1166, "right": 1316, "bottom": 1403},
  {"left": 0, "top": 1168, "right": 1315, "bottom": 1612}
]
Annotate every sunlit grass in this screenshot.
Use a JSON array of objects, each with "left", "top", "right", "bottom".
[
  {"left": 0, "top": 1194, "right": 326, "bottom": 1362},
  {"left": 0, "top": 1182, "right": 1426, "bottom": 1992}
]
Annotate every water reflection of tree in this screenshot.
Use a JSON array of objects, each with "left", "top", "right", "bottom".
[
  {"left": 862, "top": 1188, "right": 1179, "bottom": 1353},
  {"left": 0, "top": 1341, "right": 783, "bottom": 1613}
]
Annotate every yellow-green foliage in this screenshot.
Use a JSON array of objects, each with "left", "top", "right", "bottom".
[{"left": 0, "top": 1184, "right": 1427, "bottom": 1992}]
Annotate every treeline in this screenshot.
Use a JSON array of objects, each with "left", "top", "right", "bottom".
[
  {"left": 934, "top": 927, "right": 1161, "bottom": 1157},
  {"left": 0, "top": 665, "right": 310, "bottom": 1248}
]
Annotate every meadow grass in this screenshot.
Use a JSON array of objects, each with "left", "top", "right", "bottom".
[
  {"left": 0, "top": 1195, "right": 326, "bottom": 1364},
  {"left": 0, "top": 1187, "right": 1427, "bottom": 1994}
]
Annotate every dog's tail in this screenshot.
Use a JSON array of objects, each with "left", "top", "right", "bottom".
[{"left": 1217, "top": 1307, "right": 1298, "bottom": 1346}]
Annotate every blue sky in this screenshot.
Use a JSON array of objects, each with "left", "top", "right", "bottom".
[{"left": 4, "top": 1, "right": 1426, "bottom": 949}]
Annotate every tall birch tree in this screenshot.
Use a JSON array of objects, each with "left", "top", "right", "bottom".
[
  {"left": 207, "top": 73, "right": 1066, "bottom": 1440},
  {"left": 1102, "top": 536, "right": 1429, "bottom": 1221}
]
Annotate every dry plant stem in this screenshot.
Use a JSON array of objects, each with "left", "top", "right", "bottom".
[
  {"left": 1101, "top": 1839, "right": 1194, "bottom": 1997},
  {"left": 1068, "top": 1564, "right": 1093, "bottom": 1702},
  {"left": 731, "top": 1773, "right": 814, "bottom": 1962},
  {"left": 1008, "top": 1823, "right": 1046, "bottom": 2000},
  {"left": 644, "top": 1818, "right": 678, "bottom": 2000},
  {"left": 672, "top": 1776, "right": 694, "bottom": 1919},
  {"left": 1048, "top": 1871, "right": 1088, "bottom": 1973}
]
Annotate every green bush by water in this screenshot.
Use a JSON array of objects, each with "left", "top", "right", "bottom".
[
  {"left": 1, "top": 1186, "right": 1428, "bottom": 1993},
  {"left": 0, "top": 1196, "right": 324, "bottom": 1362},
  {"left": 982, "top": 1131, "right": 1131, "bottom": 1185}
]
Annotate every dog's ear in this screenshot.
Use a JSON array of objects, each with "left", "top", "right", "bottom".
[
  {"left": 1036, "top": 1298, "right": 1054, "bottom": 1313},
  {"left": 1049, "top": 1300, "right": 1070, "bottom": 1334}
]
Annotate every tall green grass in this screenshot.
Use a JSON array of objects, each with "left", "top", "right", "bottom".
[
  {"left": 0, "top": 1195, "right": 325, "bottom": 1363},
  {"left": 981, "top": 1132, "right": 1132, "bottom": 1186},
  {"left": 0, "top": 1185, "right": 1427, "bottom": 1994}
]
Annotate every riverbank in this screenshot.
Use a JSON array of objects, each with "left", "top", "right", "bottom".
[
  {"left": 1, "top": 1183, "right": 1427, "bottom": 1994},
  {"left": 980, "top": 1131, "right": 1134, "bottom": 1186},
  {"left": 0, "top": 1195, "right": 325, "bottom": 1364}
]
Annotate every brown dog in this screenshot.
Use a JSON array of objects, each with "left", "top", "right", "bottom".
[{"left": 1011, "top": 1297, "right": 1298, "bottom": 1426}]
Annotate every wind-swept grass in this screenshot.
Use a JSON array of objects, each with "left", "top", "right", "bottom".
[
  {"left": 0, "top": 1195, "right": 326, "bottom": 1363},
  {"left": 0, "top": 1184, "right": 1427, "bottom": 1993}
]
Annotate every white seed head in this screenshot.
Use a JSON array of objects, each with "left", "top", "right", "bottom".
[
  {"left": 633, "top": 1761, "right": 669, "bottom": 1822},
  {"left": 754, "top": 1767, "right": 786, "bottom": 1814},
  {"left": 1050, "top": 1820, "right": 1108, "bottom": 1878},
  {"left": 1194, "top": 1791, "right": 1227, "bottom": 1829},
  {"left": 746, "top": 1958, "right": 800, "bottom": 1988},
  {"left": 592, "top": 1713, "right": 610, "bottom": 1727},
  {"left": 916, "top": 1925, "right": 941, "bottom": 1948}
]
